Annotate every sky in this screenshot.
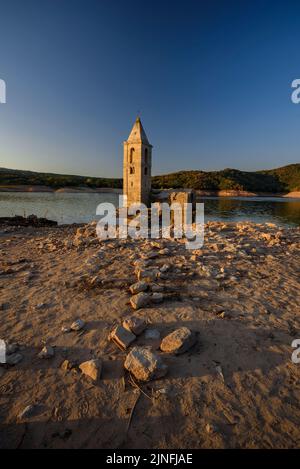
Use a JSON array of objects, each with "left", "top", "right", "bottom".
[{"left": 0, "top": 0, "right": 300, "bottom": 178}]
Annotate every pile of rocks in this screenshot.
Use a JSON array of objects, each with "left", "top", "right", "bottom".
[
  {"left": 73, "top": 222, "right": 99, "bottom": 248},
  {"left": 108, "top": 314, "right": 196, "bottom": 382},
  {"left": 1, "top": 315, "right": 196, "bottom": 385}
]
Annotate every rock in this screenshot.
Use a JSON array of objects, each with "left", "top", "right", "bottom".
[
  {"left": 124, "top": 346, "right": 168, "bottom": 382},
  {"left": 64, "top": 239, "right": 73, "bottom": 249},
  {"left": 205, "top": 423, "right": 217, "bottom": 434},
  {"left": 70, "top": 319, "right": 85, "bottom": 331},
  {"left": 136, "top": 269, "right": 158, "bottom": 282},
  {"left": 109, "top": 325, "right": 136, "bottom": 349},
  {"left": 6, "top": 343, "right": 18, "bottom": 355},
  {"left": 160, "top": 264, "right": 170, "bottom": 273},
  {"left": 157, "top": 271, "right": 168, "bottom": 280},
  {"left": 73, "top": 235, "right": 85, "bottom": 247},
  {"left": 141, "top": 251, "right": 159, "bottom": 260},
  {"left": 38, "top": 345, "right": 55, "bottom": 359},
  {"left": 133, "top": 259, "right": 151, "bottom": 268},
  {"left": 6, "top": 353, "right": 23, "bottom": 365},
  {"left": 79, "top": 359, "right": 102, "bottom": 381},
  {"left": 129, "top": 281, "right": 148, "bottom": 294},
  {"left": 151, "top": 292, "right": 164, "bottom": 304},
  {"left": 150, "top": 241, "right": 163, "bottom": 249},
  {"left": 158, "top": 248, "right": 170, "bottom": 255},
  {"left": 61, "top": 326, "right": 71, "bottom": 333},
  {"left": 130, "top": 292, "right": 151, "bottom": 310},
  {"left": 145, "top": 329, "right": 161, "bottom": 340},
  {"left": 123, "top": 315, "right": 147, "bottom": 335},
  {"left": 160, "top": 327, "right": 196, "bottom": 354},
  {"left": 60, "top": 360, "right": 73, "bottom": 372},
  {"left": 18, "top": 405, "right": 37, "bottom": 420}
]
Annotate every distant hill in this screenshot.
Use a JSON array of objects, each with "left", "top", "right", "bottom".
[
  {"left": 152, "top": 164, "right": 300, "bottom": 193},
  {"left": 0, "top": 167, "right": 122, "bottom": 189},
  {"left": 0, "top": 164, "right": 300, "bottom": 193}
]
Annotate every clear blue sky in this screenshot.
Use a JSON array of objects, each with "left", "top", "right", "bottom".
[{"left": 0, "top": 0, "right": 300, "bottom": 177}]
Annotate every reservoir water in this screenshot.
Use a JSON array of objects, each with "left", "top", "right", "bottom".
[{"left": 1, "top": 192, "right": 300, "bottom": 227}]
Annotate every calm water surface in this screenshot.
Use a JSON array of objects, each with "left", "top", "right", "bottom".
[{"left": 1, "top": 192, "right": 300, "bottom": 227}]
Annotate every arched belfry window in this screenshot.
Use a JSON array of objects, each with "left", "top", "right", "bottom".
[
  {"left": 130, "top": 148, "right": 135, "bottom": 164},
  {"left": 145, "top": 148, "right": 148, "bottom": 164},
  {"left": 130, "top": 166, "right": 135, "bottom": 175}
]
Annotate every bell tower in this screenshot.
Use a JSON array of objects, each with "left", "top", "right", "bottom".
[{"left": 123, "top": 117, "right": 152, "bottom": 207}]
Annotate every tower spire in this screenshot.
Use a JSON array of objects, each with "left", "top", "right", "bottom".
[{"left": 127, "top": 116, "right": 151, "bottom": 146}]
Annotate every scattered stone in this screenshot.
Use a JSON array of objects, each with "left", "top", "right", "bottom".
[
  {"left": 70, "top": 319, "right": 85, "bottom": 331},
  {"left": 205, "top": 423, "right": 217, "bottom": 434},
  {"left": 6, "top": 353, "right": 23, "bottom": 366},
  {"left": 130, "top": 292, "right": 151, "bottom": 310},
  {"left": 79, "top": 359, "right": 102, "bottom": 381},
  {"left": 160, "top": 264, "right": 170, "bottom": 273},
  {"left": 109, "top": 325, "right": 136, "bottom": 349},
  {"left": 61, "top": 360, "right": 73, "bottom": 372},
  {"left": 129, "top": 281, "right": 148, "bottom": 294},
  {"left": 38, "top": 345, "right": 55, "bottom": 359},
  {"left": 64, "top": 239, "right": 73, "bottom": 249},
  {"left": 18, "top": 404, "right": 38, "bottom": 420},
  {"left": 136, "top": 269, "right": 158, "bottom": 282},
  {"left": 123, "top": 315, "right": 147, "bottom": 335},
  {"left": 124, "top": 346, "right": 168, "bottom": 382},
  {"left": 160, "top": 327, "right": 196, "bottom": 354},
  {"left": 61, "top": 326, "right": 71, "bottom": 333},
  {"left": 215, "top": 365, "right": 225, "bottom": 382},
  {"left": 158, "top": 248, "right": 170, "bottom": 256},
  {"left": 151, "top": 292, "right": 164, "bottom": 304}
]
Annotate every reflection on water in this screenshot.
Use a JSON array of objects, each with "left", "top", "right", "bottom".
[
  {"left": 0, "top": 192, "right": 300, "bottom": 227},
  {"left": 201, "top": 197, "right": 300, "bottom": 226},
  {"left": 0, "top": 192, "right": 119, "bottom": 225}
]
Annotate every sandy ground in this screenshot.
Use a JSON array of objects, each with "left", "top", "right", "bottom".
[{"left": 0, "top": 221, "right": 300, "bottom": 449}]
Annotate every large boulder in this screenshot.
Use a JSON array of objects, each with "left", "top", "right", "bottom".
[
  {"left": 129, "top": 281, "right": 148, "bottom": 294},
  {"left": 160, "top": 327, "right": 196, "bottom": 354},
  {"left": 124, "top": 346, "right": 168, "bottom": 382},
  {"left": 130, "top": 292, "right": 151, "bottom": 310},
  {"left": 109, "top": 325, "right": 136, "bottom": 349},
  {"left": 79, "top": 359, "right": 102, "bottom": 381}
]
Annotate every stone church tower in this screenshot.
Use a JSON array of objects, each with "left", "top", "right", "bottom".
[{"left": 123, "top": 117, "right": 152, "bottom": 207}]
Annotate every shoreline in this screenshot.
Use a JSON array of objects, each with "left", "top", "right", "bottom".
[
  {"left": 0, "top": 185, "right": 300, "bottom": 198},
  {"left": 0, "top": 185, "right": 122, "bottom": 194}
]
